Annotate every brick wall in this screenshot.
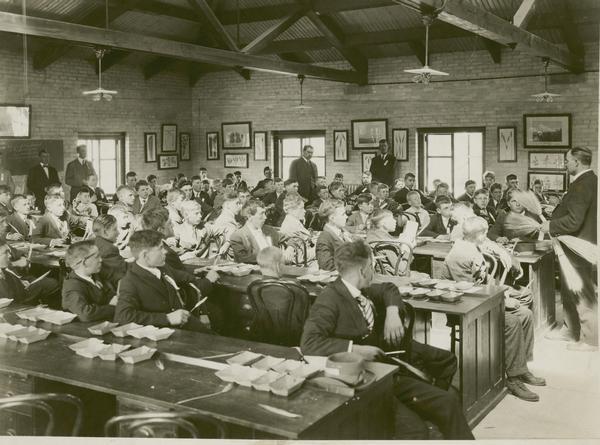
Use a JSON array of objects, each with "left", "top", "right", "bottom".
[
  {"left": 193, "top": 42, "right": 598, "bottom": 191},
  {"left": 0, "top": 47, "right": 194, "bottom": 193}
]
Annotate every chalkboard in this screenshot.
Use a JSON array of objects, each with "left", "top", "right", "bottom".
[{"left": 0, "top": 139, "right": 64, "bottom": 175}]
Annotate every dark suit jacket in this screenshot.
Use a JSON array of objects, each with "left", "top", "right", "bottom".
[
  {"left": 300, "top": 278, "right": 405, "bottom": 355},
  {"left": 350, "top": 184, "right": 370, "bottom": 197},
  {"left": 33, "top": 214, "right": 70, "bottom": 245},
  {"left": 369, "top": 153, "right": 396, "bottom": 187},
  {"left": 61, "top": 272, "right": 115, "bottom": 322},
  {"left": 261, "top": 191, "right": 278, "bottom": 206},
  {"left": 65, "top": 158, "right": 96, "bottom": 200},
  {"left": 0, "top": 268, "right": 29, "bottom": 303},
  {"left": 6, "top": 213, "right": 33, "bottom": 238},
  {"left": 420, "top": 214, "right": 456, "bottom": 237},
  {"left": 456, "top": 193, "right": 474, "bottom": 204},
  {"left": 393, "top": 187, "right": 430, "bottom": 207},
  {"left": 473, "top": 204, "right": 495, "bottom": 225},
  {"left": 550, "top": 170, "right": 597, "bottom": 244},
  {"left": 289, "top": 157, "right": 317, "bottom": 200},
  {"left": 26, "top": 164, "right": 60, "bottom": 208},
  {"left": 132, "top": 195, "right": 162, "bottom": 215},
  {"left": 0, "top": 203, "right": 12, "bottom": 217},
  {"left": 487, "top": 199, "right": 502, "bottom": 219},
  {"left": 315, "top": 226, "right": 347, "bottom": 271},
  {"left": 95, "top": 236, "right": 127, "bottom": 292},
  {"left": 114, "top": 262, "right": 212, "bottom": 329},
  {"left": 229, "top": 224, "right": 280, "bottom": 264}
]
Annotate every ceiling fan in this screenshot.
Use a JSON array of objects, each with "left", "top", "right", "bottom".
[
  {"left": 292, "top": 74, "right": 312, "bottom": 109},
  {"left": 531, "top": 58, "right": 561, "bottom": 102},
  {"left": 404, "top": 13, "right": 449, "bottom": 83},
  {"left": 83, "top": 48, "right": 118, "bottom": 101}
]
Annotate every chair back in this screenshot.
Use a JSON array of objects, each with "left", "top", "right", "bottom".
[
  {"left": 246, "top": 278, "right": 312, "bottom": 346},
  {"left": 0, "top": 393, "right": 83, "bottom": 436},
  {"left": 196, "top": 231, "right": 224, "bottom": 259},
  {"left": 482, "top": 252, "right": 498, "bottom": 283},
  {"left": 279, "top": 236, "right": 308, "bottom": 267},
  {"left": 369, "top": 241, "right": 413, "bottom": 276},
  {"left": 104, "top": 411, "right": 226, "bottom": 438}
]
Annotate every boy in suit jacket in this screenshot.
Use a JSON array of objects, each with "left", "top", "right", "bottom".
[
  {"left": 33, "top": 195, "right": 72, "bottom": 246},
  {"left": 62, "top": 240, "right": 116, "bottom": 322},
  {"left": 230, "top": 200, "right": 280, "bottom": 264},
  {"left": 114, "top": 230, "right": 219, "bottom": 332},
  {"left": 132, "top": 180, "right": 162, "bottom": 215},
  {"left": 345, "top": 193, "right": 374, "bottom": 233},
  {"left": 472, "top": 189, "right": 495, "bottom": 226},
  {"left": 420, "top": 196, "right": 456, "bottom": 239},
  {"left": 315, "top": 200, "right": 354, "bottom": 271},
  {"left": 301, "top": 240, "right": 473, "bottom": 440},
  {"left": 93, "top": 214, "right": 127, "bottom": 292},
  {"left": 6, "top": 195, "right": 35, "bottom": 239}
]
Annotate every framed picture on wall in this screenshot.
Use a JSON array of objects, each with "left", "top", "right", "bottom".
[
  {"left": 351, "top": 119, "right": 388, "bottom": 149},
  {"left": 222, "top": 121, "right": 252, "bottom": 149},
  {"left": 333, "top": 130, "right": 349, "bottom": 161},
  {"left": 0, "top": 104, "right": 31, "bottom": 138},
  {"left": 144, "top": 132, "right": 157, "bottom": 163},
  {"left": 157, "top": 154, "right": 179, "bottom": 170},
  {"left": 161, "top": 124, "right": 177, "bottom": 152},
  {"left": 361, "top": 152, "right": 377, "bottom": 174},
  {"left": 254, "top": 131, "right": 267, "bottom": 161},
  {"left": 528, "top": 151, "right": 566, "bottom": 171},
  {"left": 392, "top": 128, "right": 408, "bottom": 161},
  {"left": 224, "top": 153, "right": 249, "bottom": 169},
  {"left": 179, "top": 132, "right": 191, "bottom": 161},
  {"left": 498, "top": 126, "right": 517, "bottom": 162},
  {"left": 206, "top": 132, "right": 219, "bottom": 160},
  {"left": 527, "top": 171, "right": 568, "bottom": 192},
  {"left": 523, "top": 114, "right": 571, "bottom": 148}
]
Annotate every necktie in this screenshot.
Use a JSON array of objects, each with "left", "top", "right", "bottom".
[
  {"left": 161, "top": 272, "right": 185, "bottom": 308},
  {"left": 355, "top": 294, "right": 374, "bottom": 332}
]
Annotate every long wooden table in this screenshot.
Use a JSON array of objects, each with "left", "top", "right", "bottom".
[
  {"left": 0, "top": 304, "right": 396, "bottom": 439},
  {"left": 414, "top": 241, "right": 556, "bottom": 333}
]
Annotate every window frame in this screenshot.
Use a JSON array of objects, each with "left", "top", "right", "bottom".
[
  {"left": 77, "top": 132, "right": 126, "bottom": 195},
  {"left": 272, "top": 130, "right": 326, "bottom": 179}
]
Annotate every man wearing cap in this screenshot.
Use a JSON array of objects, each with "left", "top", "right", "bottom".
[{"left": 301, "top": 240, "right": 473, "bottom": 440}]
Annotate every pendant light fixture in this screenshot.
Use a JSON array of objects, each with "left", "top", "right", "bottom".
[
  {"left": 404, "top": 13, "right": 449, "bottom": 84},
  {"left": 531, "top": 58, "right": 560, "bottom": 103},
  {"left": 292, "top": 74, "right": 312, "bottom": 109}
]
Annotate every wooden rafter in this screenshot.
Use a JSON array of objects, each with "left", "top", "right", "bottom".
[
  {"left": 186, "top": 0, "right": 238, "bottom": 51},
  {"left": 547, "top": 0, "right": 584, "bottom": 56},
  {"left": 513, "top": 0, "right": 536, "bottom": 28},
  {"left": 0, "top": 11, "right": 362, "bottom": 83},
  {"left": 242, "top": 6, "right": 307, "bottom": 54},
  {"left": 407, "top": 40, "right": 426, "bottom": 65}
]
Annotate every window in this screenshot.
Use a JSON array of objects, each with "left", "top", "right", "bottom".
[
  {"left": 274, "top": 132, "right": 326, "bottom": 179},
  {"left": 418, "top": 128, "right": 484, "bottom": 194},
  {"left": 77, "top": 133, "right": 125, "bottom": 195}
]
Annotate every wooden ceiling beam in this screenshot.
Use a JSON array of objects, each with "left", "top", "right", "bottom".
[
  {"left": 513, "top": 0, "right": 536, "bottom": 28},
  {"left": 547, "top": 0, "right": 584, "bottom": 56},
  {"left": 241, "top": 6, "right": 307, "bottom": 55},
  {"left": 186, "top": 0, "right": 238, "bottom": 51},
  {"left": 482, "top": 38, "right": 502, "bottom": 64},
  {"left": 0, "top": 11, "right": 361, "bottom": 83},
  {"left": 395, "top": 0, "right": 583, "bottom": 72},
  {"left": 92, "top": 50, "right": 130, "bottom": 73}
]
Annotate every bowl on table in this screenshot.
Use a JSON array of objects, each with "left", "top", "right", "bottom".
[
  {"left": 440, "top": 292, "right": 463, "bottom": 303},
  {"left": 417, "top": 279, "right": 439, "bottom": 288},
  {"left": 426, "top": 289, "right": 446, "bottom": 302}
]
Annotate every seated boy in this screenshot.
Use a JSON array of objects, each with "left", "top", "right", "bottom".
[
  {"left": 301, "top": 240, "right": 473, "bottom": 440},
  {"left": 33, "top": 195, "right": 72, "bottom": 246},
  {"left": 420, "top": 196, "right": 456, "bottom": 239},
  {"left": 405, "top": 190, "right": 430, "bottom": 232},
  {"left": 441, "top": 216, "right": 546, "bottom": 402},
  {"left": 0, "top": 185, "right": 12, "bottom": 217},
  {"left": 141, "top": 208, "right": 183, "bottom": 269},
  {"left": 6, "top": 194, "right": 35, "bottom": 240},
  {"left": 62, "top": 240, "right": 116, "bottom": 322},
  {"left": 345, "top": 193, "right": 374, "bottom": 233},
  {"left": 71, "top": 189, "right": 98, "bottom": 219},
  {"left": 114, "top": 230, "right": 219, "bottom": 332},
  {"left": 93, "top": 214, "right": 127, "bottom": 292}
]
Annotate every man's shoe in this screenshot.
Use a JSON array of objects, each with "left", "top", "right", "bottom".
[
  {"left": 506, "top": 378, "right": 539, "bottom": 402},
  {"left": 544, "top": 326, "right": 575, "bottom": 342},
  {"left": 567, "top": 341, "right": 598, "bottom": 352},
  {"left": 518, "top": 371, "right": 546, "bottom": 386}
]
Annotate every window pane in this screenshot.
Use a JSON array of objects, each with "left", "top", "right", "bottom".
[
  {"left": 282, "top": 158, "right": 294, "bottom": 180},
  {"left": 99, "top": 160, "right": 117, "bottom": 194},
  {"left": 427, "top": 134, "right": 451, "bottom": 156},
  {"left": 428, "top": 158, "right": 452, "bottom": 191},
  {"left": 313, "top": 157, "right": 325, "bottom": 176},
  {"left": 306, "top": 137, "right": 325, "bottom": 156},
  {"left": 467, "top": 133, "right": 483, "bottom": 186},
  {"left": 282, "top": 138, "right": 301, "bottom": 157},
  {"left": 100, "top": 139, "right": 117, "bottom": 160}
]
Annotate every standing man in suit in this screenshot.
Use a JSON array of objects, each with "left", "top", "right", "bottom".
[
  {"left": 132, "top": 180, "right": 162, "bottom": 215},
  {"left": 369, "top": 139, "right": 397, "bottom": 187},
  {"left": 541, "top": 147, "right": 598, "bottom": 351},
  {"left": 65, "top": 144, "right": 96, "bottom": 202},
  {"left": 289, "top": 145, "right": 317, "bottom": 202},
  {"left": 301, "top": 240, "right": 473, "bottom": 440},
  {"left": 26, "top": 150, "right": 60, "bottom": 211}
]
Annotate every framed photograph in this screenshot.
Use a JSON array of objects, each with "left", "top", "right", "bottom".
[
  {"left": 523, "top": 114, "right": 571, "bottom": 148},
  {"left": 224, "top": 153, "right": 249, "bottom": 169},
  {"left": 392, "top": 128, "right": 408, "bottom": 161},
  {"left": 351, "top": 119, "right": 388, "bottom": 149},
  {"left": 361, "top": 152, "right": 377, "bottom": 174},
  {"left": 222, "top": 121, "right": 252, "bottom": 149},
  {"left": 527, "top": 171, "right": 568, "bottom": 192},
  {"left": 333, "top": 130, "right": 349, "bottom": 161},
  {"left": 206, "top": 132, "right": 219, "bottom": 160},
  {"left": 528, "top": 151, "right": 566, "bottom": 171},
  {"left": 144, "top": 132, "right": 157, "bottom": 163},
  {"left": 157, "top": 154, "right": 179, "bottom": 170},
  {"left": 0, "top": 104, "right": 31, "bottom": 138},
  {"left": 254, "top": 131, "right": 267, "bottom": 161},
  {"left": 179, "top": 132, "right": 191, "bottom": 161},
  {"left": 161, "top": 124, "right": 177, "bottom": 152},
  {"left": 498, "top": 126, "right": 517, "bottom": 162}
]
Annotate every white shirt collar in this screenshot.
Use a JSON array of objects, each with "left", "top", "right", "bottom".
[
  {"left": 571, "top": 168, "right": 592, "bottom": 182},
  {"left": 340, "top": 278, "right": 362, "bottom": 299},
  {"left": 136, "top": 262, "right": 161, "bottom": 280},
  {"left": 74, "top": 271, "right": 99, "bottom": 287},
  {"left": 40, "top": 162, "right": 48, "bottom": 169}
]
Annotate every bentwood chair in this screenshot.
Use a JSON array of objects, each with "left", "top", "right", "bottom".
[
  {"left": 104, "top": 412, "right": 227, "bottom": 438},
  {"left": 369, "top": 241, "right": 414, "bottom": 276},
  {"left": 0, "top": 393, "right": 84, "bottom": 436},
  {"left": 279, "top": 236, "right": 309, "bottom": 267}
]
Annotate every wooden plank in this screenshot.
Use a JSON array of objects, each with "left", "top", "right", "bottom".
[
  {"left": 0, "top": 12, "right": 361, "bottom": 84},
  {"left": 461, "top": 317, "right": 478, "bottom": 408},
  {"left": 93, "top": 50, "right": 130, "bottom": 73},
  {"left": 489, "top": 303, "right": 503, "bottom": 386},
  {"left": 513, "top": 0, "right": 536, "bottom": 28},
  {"left": 476, "top": 312, "right": 491, "bottom": 399},
  {"left": 242, "top": 7, "right": 307, "bottom": 54},
  {"left": 186, "top": 0, "right": 238, "bottom": 51},
  {"left": 482, "top": 38, "right": 502, "bottom": 64},
  {"left": 397, "top": 0, "right": 584, "bottom": 72}
]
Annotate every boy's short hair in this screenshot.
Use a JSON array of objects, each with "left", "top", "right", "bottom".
[
  {"left": 404, "top": 173, "right": 415, "bottom": 180},
  {"left": 263, "top": 166, "right": 271, "bottom": 173},
  {"left": 222, "top": 178, "right": 233, "bottom": 188},
  {"left": 435, "top": 195, "right": 453, "bottom": 208},
  {"left": 370, "top": 209, "right": 393, "bottom": 227},
  {"left": 570, "top": 146, "right": 592, "bottom": 166},
  {"left": 465, "top": 180, "right": 476, "bottom": 188},
  {"left": 92, "top": 214, "right": 117, "bottom": 237},
  {"left": 191, "top": 175, "right": 201, "bottom": 182},
  {"left": 284, "top": 179, "right": 297, "bottom": 187},
  {"left": 147, "top": 174, "right": 157, "bottom": 182},
  {"left": 490, "top": 183, "right": 502, "bottom": 193},
  {"left": 462, "top": 216, "right": 488, "bottom": 241},
  {"left": 201, "top": 179, "right": 210, "bottom": 185},
  {"left": 256, "top": 246, "right": 283, "bottom": 270},
  {"left": 334, "top": 240, "right": 373, "bottom": 274},
  {"left": 135, "top": 180, "right": 149, "bottom": 191},
  {"left": 126, "top": 171, "right": 137, "bottom": 179},
  {"left": 356, "top": 193, "right": 373, "bottom": 206},
  {"left": 483, "top": 170, "right": 495, "bottom": 179},
  {"left": 180, "top": 200, "right": 202, "bottom": 218},
  {"left": 166, "top": 189, "right": 184, "bottom": 204},
  {"left": 241, "top": 199, "right": 264, "bottom": 218},
  {"left": 44, "top": 194, "right": 63, "bottom": 207},
  {"left": 128, "top": 230, "right": 164, "bottom": 258},
  {"left": 318, "top": 199, "right": 344, "bottom": 219},
  {"left": 141, "top": 208, "right": 170, "bottom": 231},
  {"left": 473, "top": 188, "right": 489, "bottom": 198},
  {"left": 234, "top": 171, "right": 242, "bottom": 176},
  {"left": 10, "top": 194, "right": 27, "bottom": 207},
  {"left": 283, "top": 195, "right": 304, "bottom": 213},
  {"left": 65, "top": 240, "right": 97, "bottom": 268},
  {"left": 116, "top": 185, "right": 134, "bottom": 199},
  {"left": 406, "top": 190, "right": 420, "bottom": 200},
  {"left": 328, "top": 181, "right": 344, "bottom": 193},
  {"left": 178, "top": 179, "right": 192, "bottom": 189},
  {"left": 77, "top": 189, "right": 91, "bottom": 197},
  {"left": 506, "top": 174, "right": 517, "bottom": 182},
  {"left": 273, "top": 178, "right": 283, "bottom": 184},
  {"left": 377, "top": 183, "right": 389, "bottom": 191}
]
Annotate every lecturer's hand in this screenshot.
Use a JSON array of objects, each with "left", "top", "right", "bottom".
[
  {"left": 383, "top": 307, "right": 405, "bottom": 347},
  {"left": 351, "top": 345, "right": 384, "bottom": 361}
]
